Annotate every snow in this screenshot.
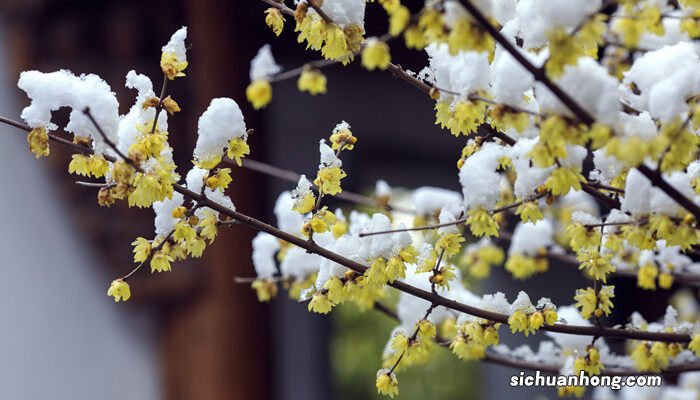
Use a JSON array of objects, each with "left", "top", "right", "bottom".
[
  {"left": 623, "top": 42, "right": 700, "bottom": 122},
  {"left": 489, "top": 44, "right": 538, "bottom": 106},
  {"left": 622, "top": 168, "right": 697, "bottom": 216},
  {"left": 333, "top": 120, "right": 351, "bottom": 134},
  {"left": 375, "top": 180, "right": 392, "bottom": 197},
  {"left": 319, "top": 139, "right": 341, "bottom": 168},
  {"left": 161, "top": 26, "right": 188, "bottom": 62},
  {"left": 459, "top": 142, "right": 505, "bottom": 210},
  {"left": 185, "top": 166, "right": 208, "bottom": 194},
  {"left": 193, "top": 98, "right": 247, "bottom": 166},
  {"left": 425, "top": 43, "right": 491, "bottom": 101},
  {"left": 437, "top": 208, "right": 460, "bottom": 235},
  {"left": 508, "top": 138, "right": 552, "bottom": 198},
  {"left": 252, "top": 232, "right": 279, "bottom": 279},
  {"left": 18, "top": 70, "right": 120, "bottom": 155},
  {"left": 536, "top": 57, "right": 621, "bottom": 124},
  {"left": 510, "top": 0, "right": 601, "bottom": 49},
  {"left": 280, "top": 246, "right": 322, "bottom": 279},
  {"left": 197, "top": 187, "right": 235, "bottom": 219},
  {"left": 311, "top": 0, "right": 365, "bottom": 29},
  {"left": 411, "top": 187, "right": 462, "bottom": 215},
  {"left": 396, "top": 266, "right": 479, "bottom": 332},
  {"left": 590, "top": 149, "right": 625, "bottom": 185},
  {"left": 249, "top": 44, "right": 282, "bottom": 81},
  {"left": 152, "top": 192, "right": 184, "bottom": 237},
  {"left": 508, "top": 220, "right": 554, "bottom": 256},
  {"left": 479, "top": 292, "right": 511, "bottom": 314},
  {"left": 509, "top": 291, "right": 535, "bottom": 313},
  {"left": 546, "top": 306, "right": 593, "bottom": 354},
  {"left": 274, "top": 192, "right": 305, "bottom": 235},
  {"left": 117, "top": 71, "right": 167, "bottom": 155}
]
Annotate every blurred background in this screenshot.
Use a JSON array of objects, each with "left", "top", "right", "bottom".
[{"left": 0, "top": 1, "right": 670, "bottom": 399}]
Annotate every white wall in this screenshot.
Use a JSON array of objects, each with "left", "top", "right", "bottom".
[{"left": 0, "top": 25, "right": 160, "bottom": 400}]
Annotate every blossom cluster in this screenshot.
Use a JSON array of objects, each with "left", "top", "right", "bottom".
[{"left": 9, "top": 0, "right": 700, "bottom": 398}]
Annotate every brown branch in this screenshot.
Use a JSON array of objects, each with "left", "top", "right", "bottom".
[
  {"left": 371, "top": 294, "right": 700, "bottom": 376},
  {"left": 2, "top": 115, "right": 697, "bottom": 344}
]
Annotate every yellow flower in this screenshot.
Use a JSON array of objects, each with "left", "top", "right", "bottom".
[
  {"left": 386, "top": 256, "right": 407, "bottom": 282},
  {"left": 150, "top": 251, "right": 173, "bottom": 273},
  {"left": 558, "top": 386, "right": 586, "bottom": 398},
  {"left": 508, "top": 310, "right": 530, "bottom": 335},
  {"left": 574, "top": 347, "right": 604, "bottom": 376},
  {"left": 107, "top": 279, "right": 131, "bottom": 302},
  {"left": 246, "top": 79, "right": 273, "bottom": 110},
  {"left": 27, "top": 127, "right": 49, "bottom": 158},
  {"left": 68, "top": 154, "right": 109, "bottom": 178},
  {"left": 435, "top": 233, "right": 465, "bottom": 256},
  {"left": 314, "top": 166, "right": 346, "bottom": 195},
  {"left": 447, "top": 18, "right": 494, "bottom": 55},
  {"left": 206, "top": 168, "right": 232, "bottom": 191},
  {"left": 404, "top": 24, "right": 427, "bottom": 49},
  {"left": 132, "top": 237, "right": 152, "bottom": 263},
  {"left": 173, "top": 220, "right": 196, "bottom": 243},
  {"left": 417, "top": 319, "right": 437, "bottom": 340},
  {"left": 529, "top": 311, "right": 544, "bottom": 331},
  {"left": 292, "top": 191, "right": 316, "bottom": 214},
  {"left": 329, "top": 126, "right": 357, "bottom": 151},
  {"left": 375, "top": 369, "right": 399, "bottom": 398},
  {"left": 544, "top": 308, "right": 558, "bottom": 326},
  {"left": 450, "top": 335, "right": 486, "bottom": 360},
  {"left": 483, "top": 326, "right": 500, "bottom": 346},
  {"left": 545, "top": 167, "right": 584, "bottom": 196},
  {"left": 574, "top": 285, "right": 615, "bottom": 319},
  {"left": 172, "top": 206, "right": 187, "bottom": 219},
  {"left": 431, "top": 265, "right": 456, "bottom": 290},
  {"left": 265, "top": 8, "right": 284, "bottom": 36},
  {"left": 323, "top": 276, "right": 348, "bottom": 304},
  {"left": 689, "top": 334, "right": 700, "bottom": 356},
  {"left": 489, "top": 106, "right": 530, "bottom": 134},
  {"left": 161, "top": 96, "right": 180, "bottom": 115},
  {"left": 252, "top": 279, "right": 278, "bottom": 302},
  {"left": 631, "top": 342, "right": 663, "bottom": 372},
  {"left": 187, "top": 236, "right": 206, "bottom": 258},
  {"left": 322, "top": 24, "right": 349, "bottom": 61},
  {"left": 637, "top": 263, "right": 658, "bottom": 290},
  {"left": 574, "top": 287, "right": 597, "bottom": 318},
  {"left": 545, "top": 28, "right": 587, "bottom": 78},
  {"left": 505, "top": 254, "right": 542, "bottom": 280},
  {"left": 308, "top": 291, "right": 333, "bottom": 314},
  {"left": 389, "top": 5, "right": 410, "bottom": 36},
  {"left": 659, "top": 272, "right": 674, "bottom": 289},
  {"left": 226, "top": 137, "right": 250, "bottom": 167},
  {"left": 161, "top": 52, "right": 188, "bottom": 80},
  {"left": 198, "top": 213, "right": 219, "bottom": 243},
  {"left": 399, "top": 245, "right": 418, "bottom": 264},
  {"left": 128, "top": 171, "right": 173, "bottom": 208},
  {"left": 577, "top": 249, "right": 615, "bottom": 283},
  {"left": 332, "top": 219, "right": 348, "bottom": 238},
  {"left": 566, "top": 223, "right": 602, "bottom": 252},
  {"left": 361, "top": 39, "right": 391, "bottom": 70},
  {"left": 515, "top": 201, "right": 543, "bottom": 223},
  {"left": 467, "top": 207, "right": 499, "bottom": 237},
  {"left": 365, "top": 257, "right": 388, "bottom": 286},
  {"left": 297, "top": 69, "right": 327, "bottom": 95}
]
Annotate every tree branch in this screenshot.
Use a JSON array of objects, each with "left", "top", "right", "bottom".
[{"left": 1, "top": 115, "right": 694, "bottom": 343}]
